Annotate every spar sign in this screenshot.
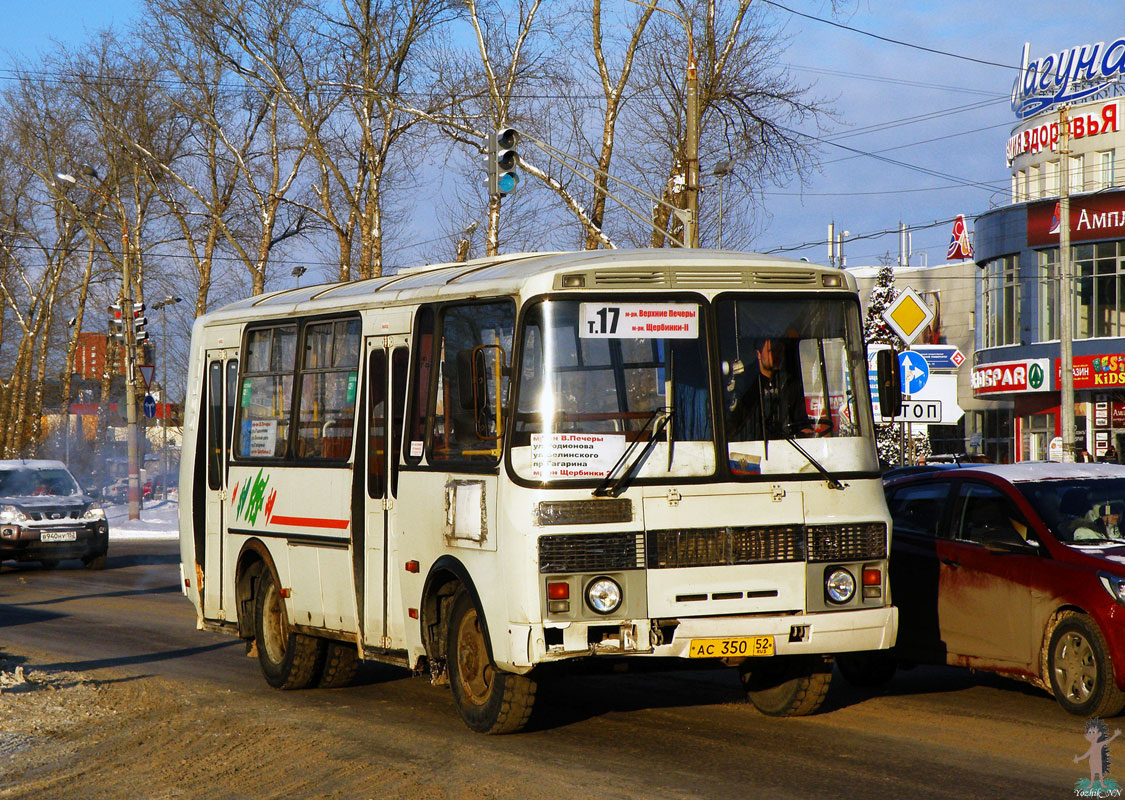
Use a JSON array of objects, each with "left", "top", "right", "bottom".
[{"left": 971, "top": 359, "right": 1051, "bottom": 395}]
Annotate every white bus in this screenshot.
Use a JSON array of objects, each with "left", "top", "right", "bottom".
[{"left": 178, "top": 248, "right": 897, "bottom": 733}]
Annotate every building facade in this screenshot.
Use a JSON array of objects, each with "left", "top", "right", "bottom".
[{"left": 973, "top": 36, "right": 1125, "bottom": 462}]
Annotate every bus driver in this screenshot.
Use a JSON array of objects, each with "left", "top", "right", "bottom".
[{"left": 728, "top": 337, "right": 814, "bottom": 440}]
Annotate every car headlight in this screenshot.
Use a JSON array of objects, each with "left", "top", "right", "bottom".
[
  {"left": 825, "top": 567, "right": 856, "bottom": 605},
  {"left": 82, "top": 503, "right": 106, "bottom": 521},
  {"left": 1099, "top": 572, "right": 1125, "bottom": 607},
  {"left": 585, "top": 577, "right": 623, "bottom": 615},
  {"left": 0, "top": 504, "right": 27, "bottom": 524}
]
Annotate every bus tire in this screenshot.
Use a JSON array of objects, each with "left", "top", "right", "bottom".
[
  {"left": 446, "top": 589, "right": 536, "bottom": 734},
  {"left": 254, "top": 569, "right": 324, "bottom": 690},
  {"left": 318, "top": 640, "right": 361, "bottom": 688},
  {"left": 740, "top": 655, "right": 833, "bottom": 717}
]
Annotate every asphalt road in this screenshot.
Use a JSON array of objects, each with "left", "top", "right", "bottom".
[{"left": 0, "top": 541, "right": 1090, "bottom": 798}]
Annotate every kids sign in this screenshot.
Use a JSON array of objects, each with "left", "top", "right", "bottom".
[{"left": 579, "top": 303, "right": 699, "bottom": 339}]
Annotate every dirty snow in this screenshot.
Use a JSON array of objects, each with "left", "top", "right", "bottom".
[{"left": 104, "top": 499, "right": 179, "bottom": 541}]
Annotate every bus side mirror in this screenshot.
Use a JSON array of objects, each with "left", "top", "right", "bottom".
[
  {"left": 876, "top": 349, "right": 902, "bottom": 418},
  {"left": 456, "top": 350, "right": 478, "bottom": 411}
]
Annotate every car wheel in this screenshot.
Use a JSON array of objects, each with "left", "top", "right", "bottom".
[
  {"left": 1048, "top": 614, "right": 1125, "bottom": 717},
  {"left": 253, "top": 569, "right": 325, "bottom": 690},
  {"left": 317, "top": 640, "right": 361, "bottom": 688},
  {"left": 836, "top": 650, "right": 897, "bottom": 688},
  {"left": 740, "top": 655, "right": 833, "bottom": 716},
  {"left": 82, "top": 552, "right": 107, "bottom": 570},
  {"left": 445, "top": 588, "right": 536, "bottom": 734}
]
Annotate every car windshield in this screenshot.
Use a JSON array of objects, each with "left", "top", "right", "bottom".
[
  {"left": 1017, "top": 478, "right": 1125, "bottom": 543},
  {"left": 0, "top": 467, "right": 81, "bottom": 497}
]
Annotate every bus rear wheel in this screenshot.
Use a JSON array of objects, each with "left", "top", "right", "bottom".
[
  {"left": 446, "top": 589, "right": 536, "bottom": 734},
  {"left": 740, "top": 655, "right": 833, "bottom": 716},
  {"left": 254, "top": 569, "right": 324, "bottom": 690},
  {"left": 318, "top": 640, "right": 361, "bottom": 688}
]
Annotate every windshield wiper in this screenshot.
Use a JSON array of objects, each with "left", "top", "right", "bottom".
[
  {"left": 785, "top": 437, "right": 846, "bottom": 491},
  {"left": 593, "top": 408, "right": 673, "bottom": 498}
]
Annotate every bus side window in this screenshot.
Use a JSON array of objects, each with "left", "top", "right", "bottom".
[
  {"left": 405, "top": 307, "right": 435, "bottom": 465},
  {"left": 294, "top": 318, "right": 361, "bottom": 460},
  {"left": 430, "top": 301, "right": 515, "bottom": 464},
  {"left": 368, "top": 349, "right": 387, "bottom": 499}
]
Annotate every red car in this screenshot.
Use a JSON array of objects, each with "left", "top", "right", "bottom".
[{"left": 844, "top": 462, "right": 1125, "bottom": 717}]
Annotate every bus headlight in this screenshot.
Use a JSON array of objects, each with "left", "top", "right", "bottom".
[
  {"left": 825, "top": 568, "right": 856, "bottom": 605},
  {"left": 585, "top": 577, "right": 622, "bottom": 615}
]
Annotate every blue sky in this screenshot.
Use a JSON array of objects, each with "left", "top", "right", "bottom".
[{"left": 0, "top": 1, "right": 1116, "bottom": 268}]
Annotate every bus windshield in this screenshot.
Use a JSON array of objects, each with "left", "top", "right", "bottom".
[{"left": 511, "top": 295, "right": 874, "bottom": 483}]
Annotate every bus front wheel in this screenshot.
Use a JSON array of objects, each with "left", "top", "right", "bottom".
[
  {"left": 740, "top": 655, "right": 833, "bottom": 716},
  {"left": 446, "top": 589, "right": 536, "bottom": 734},
  {"left": 254, "top": 569, "right": 324, "bottom": 690}
]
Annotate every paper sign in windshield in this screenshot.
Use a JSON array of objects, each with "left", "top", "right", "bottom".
[
  {"left": 247, "top": 419, "right": 278, "bottom": 457},
  {"left": 530, "top": 433, "right": 627, "bottom": 479},
  {"left": 579, "top": 303, "right": 699, "bottom": 339}
]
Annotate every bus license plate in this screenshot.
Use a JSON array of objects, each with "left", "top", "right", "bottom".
[
  {"left": 688, "top": 636, "right": 774, "bottom": 658},
  {"left": 40, "top": 531, "right": 77, "bottom": 542}
]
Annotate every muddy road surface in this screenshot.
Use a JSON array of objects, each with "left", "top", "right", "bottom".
[{"left": 0, "top": 541, "right": 1089, "bottom": 799}]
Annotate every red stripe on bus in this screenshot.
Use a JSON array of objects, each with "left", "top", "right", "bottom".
[{"left": 269, "top": 515, "right": 350, "bottom": 530}]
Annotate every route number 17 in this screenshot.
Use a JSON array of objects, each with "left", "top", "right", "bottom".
[{"left": 588, "top": 306, "right": 619, "bottom": 335}]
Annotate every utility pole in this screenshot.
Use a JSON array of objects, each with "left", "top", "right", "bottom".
[
  {"left": 685, "top": 34, "right": 699, "bottom": 247},
  {"left": 55, "top": 164, "right": 143, "bottom": 519},
  {"left": 1058, "top": 106, "right": 1076, "bottom": 462}
]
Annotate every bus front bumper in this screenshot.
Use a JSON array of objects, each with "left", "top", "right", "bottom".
[
  {"left": 660, "top": 606, "right": 898, "bottom": 659},
  {"left": 529, "top": 606, "right": 897, "bottom": 666}
]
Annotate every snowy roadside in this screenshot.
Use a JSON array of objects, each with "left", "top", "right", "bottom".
[{"left": 103, "top": 499, "right": 179, "bottom": 541}]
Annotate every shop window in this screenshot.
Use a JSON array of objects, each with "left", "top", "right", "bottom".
[
  {"left": 1101, "top": 151, "right": 1116, "bottom": 190},
  {"left": 1045, "top": 160, "right": 1060, "bottom": 196},
  {"left": 1041, "top": 244, "right": 1125, "bottom": 340},
  {"left": 1070, "top": 154, "right": 1085, "bottom": 192},
  {"left": 981, "top": 255, "right": 1020, "bottom": 347}
]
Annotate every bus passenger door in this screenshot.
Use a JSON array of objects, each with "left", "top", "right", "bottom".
[
  {"left": 203, "top": 351, "right": 238, "bottom": 620},
  {"left": 360, "top": 336, "right": 409, "bottom": 648}
]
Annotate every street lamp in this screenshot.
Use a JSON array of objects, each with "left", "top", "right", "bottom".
[
  {"left": 55, "top": 163, "right": 143, "bottom": 520},
  {"left": 712, "top": 159, "right": 734, "bottom": 248},
  {"left": 153, "top": 295, "right": 182, "bottom": 498},
  {"left": 292, "top": 266, "right": 307, "bottom": 287}
]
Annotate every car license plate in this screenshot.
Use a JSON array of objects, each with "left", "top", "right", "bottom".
[
  {"left": 688, "top": 636, "right": 774, "bottom": 658},
  {"left": 40, "top": 531, "right": 77, "bottom": 542}
]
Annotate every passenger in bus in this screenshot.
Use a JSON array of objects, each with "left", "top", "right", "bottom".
[{"left": 727, "top": 337, "right": 813, "bottom": 441}]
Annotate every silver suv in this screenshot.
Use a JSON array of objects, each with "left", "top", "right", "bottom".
[{"left": 0, "top": 460, "right": 109, "bottom": 570}]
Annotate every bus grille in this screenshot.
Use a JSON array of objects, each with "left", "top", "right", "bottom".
[
  {"left": 646, "top": 525, "right": 805, "bottom": 569},
  {"left": 538, "top": 532, "right": 645, "bottom": 573},
  {"left": 538, "top": 523, "right": 887, "bottom": 573},
  {"left": 806, "top": 523, "right": 887, "bottom": 562}
]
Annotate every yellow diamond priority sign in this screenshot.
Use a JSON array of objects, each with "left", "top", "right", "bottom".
[{"left": 882, "top": 286, "right": 935, "bottom": 346}]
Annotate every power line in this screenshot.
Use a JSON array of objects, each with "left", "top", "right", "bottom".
[{"left": 762, "top": 0, "right": 1020, "bottom": 71}]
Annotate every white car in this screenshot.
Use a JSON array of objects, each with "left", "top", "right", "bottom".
[{"left": 0, "top": 460, "right": 109, "bottom": 570}]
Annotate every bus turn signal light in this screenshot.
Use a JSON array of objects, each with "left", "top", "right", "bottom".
[{"left": 547, "top": 582, "right": 570, "bottom": 600}]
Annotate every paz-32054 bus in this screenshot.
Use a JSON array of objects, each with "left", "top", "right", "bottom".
[{"left": 178, "top": 248, "right": 897, "bottom": 733}]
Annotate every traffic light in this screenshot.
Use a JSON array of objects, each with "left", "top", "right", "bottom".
[
  {"left": 132, "top": 302, "right": 149, "bottom": 343},
  {"left": 108, "top": 303, "right": 125, "bottom": 341},
  {"left": 487, "top": 127, "right": 520, "bottom": 197}
]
